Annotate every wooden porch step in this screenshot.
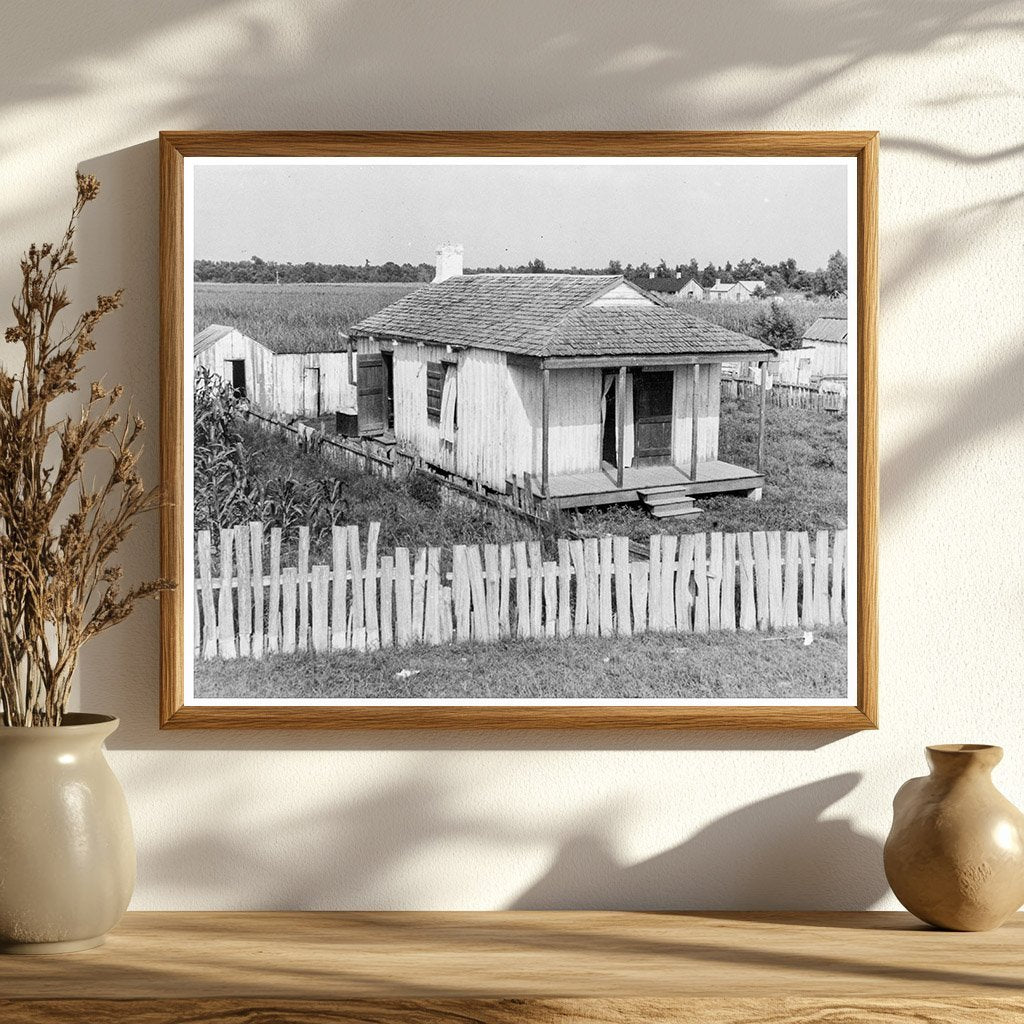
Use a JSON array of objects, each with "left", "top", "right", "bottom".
[
  {"left": 641, "top": 489, "right": 694, "bottom": 507},
  {"left": 648, "top": 502, "right": 703, "bottom": 519},
  {"left": 637, "top": 483, "right": 692, "bottom": 499}
]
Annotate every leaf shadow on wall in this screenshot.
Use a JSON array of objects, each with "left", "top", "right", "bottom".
[
  {"left": 511, "top": 773, "right": 886, "bottom": 910},
  {"left": 129, "top": 756, "right": 885, "bottom": 911}
]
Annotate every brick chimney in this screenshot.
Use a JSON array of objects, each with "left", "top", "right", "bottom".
[
  {"left": 715, "top": 278, "right": 722, "bottom": 287},
  {"left": 648, "top": 270, "right": 655, "bottom": 279},
  {"left": 433, "top": 243, "right": 464, "bottom": 283},
  {"left": 676, "top": 271, "right": 682, "bottom": 279}
]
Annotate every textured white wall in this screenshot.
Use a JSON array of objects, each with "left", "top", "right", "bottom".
[{"left": 2, "top": 0, "right": 1022, "bottom": 910}]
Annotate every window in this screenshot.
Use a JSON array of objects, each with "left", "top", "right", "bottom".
[
  {"left": 426, "top": 361, "right": 444, "bottom": 421},
  {"left": 439, "top": 363, "right": 458, "bottom": 443}
]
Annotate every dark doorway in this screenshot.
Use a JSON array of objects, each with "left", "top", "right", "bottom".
[
  {"left": 357, "top": 353, "right": 385, "bottom": 435},
  {"left": 227, "top": 359, "right": 246, "bottom": 399},
  {"left": 633, "top": 370, "right": 673, "bottom": 463},
  {"left": 381, "top": 350, "right": 395, "bottom": 430},
  {"left": 601, "top": 372, "right": 617, "bottom": 466}
]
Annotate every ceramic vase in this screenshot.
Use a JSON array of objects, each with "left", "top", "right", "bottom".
[
  {"left": 884, "top": 744, "right": 1024, "bottom": 931},
  {"left": 0, "top": 713, "right": 135, "bottom": 953}
]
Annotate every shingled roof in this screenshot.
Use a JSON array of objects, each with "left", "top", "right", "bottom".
[
  {"left": 802, "top": 316, "right": 848, "bottom": 344},
  {"left": 530, "top": 307, "right": 773, "bottom": 358},
  {"left": 349, "top": 274, "right": 772, "bottom": 359}
]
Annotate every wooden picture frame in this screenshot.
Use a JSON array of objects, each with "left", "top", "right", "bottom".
[{"left": 160, "top": 131, "right": 877, "bottom": 730}]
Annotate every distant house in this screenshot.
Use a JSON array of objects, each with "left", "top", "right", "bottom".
[
  {"left": 193, "top": 323, "right": 355, "bottom": 418},
  {"left": 680, "top": 278, "right": 704, "bottom": 301},
  {"left": 639, "top": 274, "right": 703, "bottom": 301},
  {"left": 706, "top": 278, "right": 765, "bottom": 303},
  {"left": 348, "top": 248, "right": 775, "bottom": 514},
  {"left": 802, "top": 316, "right": 848, "bottom": 379},
  {"left": 641, "top": 274, "right": 687, "bottom": 297}
]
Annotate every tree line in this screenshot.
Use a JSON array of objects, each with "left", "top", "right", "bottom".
[{"left": 195, "top": 251, "right": 848, "bottom": 297}]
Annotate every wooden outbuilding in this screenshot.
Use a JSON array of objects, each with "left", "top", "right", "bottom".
[
  {"left": 193, "top": 323, "right": 355, "bottom": 419},
  {"left": 349, "top": 271, "right": 774, "bottom": 516},
  {"left": 706, "top": 279, "right": 764, "bottom": 303},
  {"left": 802, "top": 316, "right": 848, "bottom": 380},
  {"left": 642, "top": 276, "right": 705, "bottom": 302}
]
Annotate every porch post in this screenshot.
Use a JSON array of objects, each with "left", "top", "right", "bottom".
[
  {"left": 541, "top": 366, "right": 550, "bottom": 498},
  {"left": 615, "top": 365, "right": 626, "bottom": 489},
  {"left": 757, "top": 360, "right": 768, "bottom": 473},
  {"left": 690, "top": 363, "right": 700, "bottom": 482}
]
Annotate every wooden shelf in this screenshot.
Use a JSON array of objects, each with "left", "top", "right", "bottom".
[{"left": 1, "top": 911, "right": 1021, "bottom": 1022}]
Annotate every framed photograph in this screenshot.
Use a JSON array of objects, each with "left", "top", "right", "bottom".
[{"left": 160, "top": 131, "right": 877, "bottom": 729}]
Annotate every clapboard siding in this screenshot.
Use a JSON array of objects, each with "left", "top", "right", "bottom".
[
  {"left": 505, "top": 365, "right": 604, "bottom": 480},
  {"left": 455, "top": 347, "right": 510, "bottom": 490},
  {"left": 274, "top": 352, "right": 354, "bottom": 416},
  {"left": 672, "top": 362, "right": 721, "bottom": 466},
  {"left": 811, "top": 339, "right": 848, "bottom": 379},
  {"left": 392, "top": 341, "right": 457, "bottom": 476},
  {"left": 549, "top": 369, "right": 604, "bottom": 475}
]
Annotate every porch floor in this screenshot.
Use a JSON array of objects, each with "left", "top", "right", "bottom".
[{"left": 543, "top": 460, "right": 764, "bottom": 509}]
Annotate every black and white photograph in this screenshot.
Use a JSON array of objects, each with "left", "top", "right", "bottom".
[{"left": 181, "top": 154, "right": 859, "bottom": 709}]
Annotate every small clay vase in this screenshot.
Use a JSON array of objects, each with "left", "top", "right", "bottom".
[{"left": 884, "top": 744, "right": 1024, "bottom": 931}]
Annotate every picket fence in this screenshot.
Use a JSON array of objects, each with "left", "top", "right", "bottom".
[
  {"left": 193, "top": 522, "right": 848, "bottom": 660},
  {"left": 722, "top": 377, "right": 847, "bottom": 415}
]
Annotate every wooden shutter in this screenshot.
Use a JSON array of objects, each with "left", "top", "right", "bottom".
[
  {"left": 426, "top": 362, "right": 444, "bottom": 421},
  {"left": 357, "top": 353, "right": 385, "bottom": 436}
]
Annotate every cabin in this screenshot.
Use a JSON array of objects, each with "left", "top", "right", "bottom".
[
  {"left": 802, "top": 316, "right": 848, "bottom": 380},
  {"left": 706, "top": 279, "right": 764, "bottom": 303},
  {"left": 680, "top": 278, "right": 705, "bottom": 301},
  {"left": 193, "top": 323, "right": 355, "bottom": 419},
  {"left": 347, "top": 250, "right": 776, "bottom": 517},
  {"left": 641, "top": 274, "right": 687, "bottom": 297},
  {"left": 641, "top": 275, "right": 705, "bottom": 302}
]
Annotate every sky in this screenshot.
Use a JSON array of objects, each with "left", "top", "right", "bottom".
[{"left": 192, "top": 158, "right": 850, "bottom": 270}]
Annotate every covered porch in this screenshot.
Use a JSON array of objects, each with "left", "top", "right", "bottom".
[
  {"left": 542, "top": 459, "right": 765, "bottom": 509},
  {"left": 537, "top": 355, "right": 771, "bottom": 510}
]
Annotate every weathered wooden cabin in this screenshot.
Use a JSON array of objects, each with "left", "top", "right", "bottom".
[
  {"left": 348, "top": 270, "right": 775, "bottom": 517},
  {"left": 706, "top": 279, "right": 764, "bottom": 303},
  {"left": 193, "top": 323, "right": 355, "bottom": 418},
  {"left": 802, "top": 315, "right": 848, "bottom": 380}
]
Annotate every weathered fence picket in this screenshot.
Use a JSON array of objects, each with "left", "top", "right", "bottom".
[{"left": 194, "top": 521, "right": 850, "bottom": 661}]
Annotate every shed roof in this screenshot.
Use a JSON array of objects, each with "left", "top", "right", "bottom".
[
  {"left": 802, "top": 316, "right": 848, "bottom": 344},
  {"left": 192, "top": 322, "right": 351, "bottom": 357},
  {"left": 193, "top": 323, "right": 237, "bottom": 356},
  {"left": 349, "top": 274, "right": 772, "bottom": 359}
]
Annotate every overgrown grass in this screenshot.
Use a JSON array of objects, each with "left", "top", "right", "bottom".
[
  {"left": 194, "top": 281, "right": 422, "bottom": 351},
  {"left": 236, "top": 419, "right": 544, "bottom": 562},
  {"left": 670, "top": 295, "right": 847, "bottom": 338},
  {"left": 231, "top": 386, "right": 846, "bottom": 554},
  {"left": 194, "top": 626, "right": 848, "bottom": 700},
  {"left": 573, "top": 394, "right": 847, "bottom": 538}
]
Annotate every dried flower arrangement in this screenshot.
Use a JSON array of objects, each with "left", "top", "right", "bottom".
[{"left": 0, "top": 174, "right": 172, "bottom": 726}]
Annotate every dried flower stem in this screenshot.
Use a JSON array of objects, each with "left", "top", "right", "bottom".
[{"left": 0, "top": 174, "right": 173, "bottom": 726}]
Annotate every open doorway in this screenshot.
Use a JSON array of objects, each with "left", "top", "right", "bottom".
[
  {"left": 601, "top": 371, "right": 618, "bottom": 466},
  {"left": 381, "top": 350, "right": 395, "bottom": 430},
  {"left": 226, "top": 359, "right": 246, "bottom": 399}
]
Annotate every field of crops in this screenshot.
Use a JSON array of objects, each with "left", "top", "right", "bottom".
[
  {"left": 193, "top": 281, "right": 423, "bottom": 352},
  {"left": 673, "top": 294, "right": 847, "bottom": 337}
]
